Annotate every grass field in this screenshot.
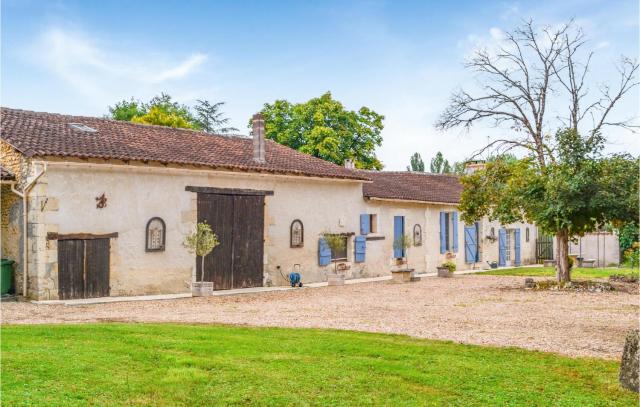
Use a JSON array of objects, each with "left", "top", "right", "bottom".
[
  {"left": 2, "top": 324, "right": 636, "bottom": 406},
  {"left": 479, "top": 266, "right": 638, "bottom": 280}
]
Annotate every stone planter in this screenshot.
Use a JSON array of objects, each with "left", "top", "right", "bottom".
[
  {"left": 327, "top": 273, "right": 345, "bottom": 286},
  {"left": 437, "top": 267, "right": 452, "bottom": 278},
  {"left": 192, "top": 281, "right": 213, "bottom": 297},
  {"left": 391, "top": 269, "right": 414, "bottom": 283}
]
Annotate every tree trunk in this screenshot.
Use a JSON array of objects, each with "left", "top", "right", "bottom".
[
  {"left": 555, "top": 230, "right": 571, "bottom": 282},
  {"left": 200, "top": 256, "right": 205, "bottom": 283}
]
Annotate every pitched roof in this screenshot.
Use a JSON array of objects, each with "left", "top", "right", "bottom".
[
  {"left": 359, "top": 170, "right": 462, "bottom": 204},
  {"left": 1, "top": 108, "right": 368, "bottom": 181},
  {"left": 0, "top": 165, "right": 15, "bottom": 181}
]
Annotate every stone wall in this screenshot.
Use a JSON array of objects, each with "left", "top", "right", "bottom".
[{"left": 0, "top": 141, "right": 30, "bottom": 293}]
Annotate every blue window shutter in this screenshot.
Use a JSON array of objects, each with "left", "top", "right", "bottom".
[
  {"left": 498, "top": 229, "right": 507, "bottom": 267},
  {"left": 393, "top": 216, "right": 405, "bottom": 258},
  {"left": 514, "top": 229, "right": 521, "bottom": 266},
  {"left": 360, "top": 214, "right": 370, "bottom": 235},
  {"left": 318, "top": 238, "right": 331, "bottom": 266},
  {"left": 439, "top": 212, "right": 446, "bottom": 254},
  {"left": 355, "top": 235, "right": 366, "bottom": 262},
  {"left": 452, "top": 212, "right": 459, "bottom": 252}
]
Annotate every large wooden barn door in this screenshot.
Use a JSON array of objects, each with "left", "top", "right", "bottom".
[
  {"left": 196, "top": 192, "right": 265, "bottom": 290},
  {"left": 58, "top": 238, "right": 110, "bottom": 300}
]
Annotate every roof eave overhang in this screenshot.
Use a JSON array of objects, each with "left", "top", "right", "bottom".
[
  {"left": 38, "top": 157, "right": 371, "bottom": 184},
  {"left": 365, "top": 196, "right": 459, "bottom": 206}
]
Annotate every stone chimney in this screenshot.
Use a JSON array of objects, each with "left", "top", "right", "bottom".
[
  {"left": 252, "top": 113, "right": 266, "bottom": 164},
  {"left": 464, "top": 160, "right": 486, "bottom": 174},
  {"left": 344, "top": 159, "right": 355, "bottom": 169}
]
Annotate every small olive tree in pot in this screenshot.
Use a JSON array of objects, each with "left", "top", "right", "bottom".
[
  {"left": 184, "top": 221, "right": 219, "bottom": 296},
  {"left": 321, "top": 232, "right": 347, "bottom": 286},
  {"left": 393, "top": 233, "right": 413, "bottom": 270}
]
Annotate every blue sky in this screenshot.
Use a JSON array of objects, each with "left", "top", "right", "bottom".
[{"left": 2, "top": 0, "right": 638, "bottom": 169}]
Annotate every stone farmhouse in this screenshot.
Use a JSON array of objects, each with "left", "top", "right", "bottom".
[{"left": 1, "top": 108, "right": 537, "bottom": 300}]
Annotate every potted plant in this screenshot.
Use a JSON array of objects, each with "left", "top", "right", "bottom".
[
  {"left": 393, "top": 234, "right": 413, "bottom": 270},
  {"left": 184, "top": 221, "right": 219, "bottom": 296},
  {"left": 321, "top": 232, "right": 347, "bottom": 286},
  {"left": 437, "top": 261, "right": 456, "bottom": 278},
  {"left": 392, "top": 234, "right": 415, "bottom": 282}
]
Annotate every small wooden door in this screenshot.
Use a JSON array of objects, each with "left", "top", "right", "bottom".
[
  {"left": 58, "top": 239, "right": 110, "bottom": 299},
  {"left": 197, "top": 193, "right": 264, "bottom": 290}
]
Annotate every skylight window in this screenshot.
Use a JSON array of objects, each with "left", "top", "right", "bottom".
[{"left": 69, "top": 123, "right": 97, "bottom": 133}]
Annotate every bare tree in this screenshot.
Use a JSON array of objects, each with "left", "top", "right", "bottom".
[
  {"left": 437, "top": 20, "right": 638, "bottom": 168},
  {"left": 436, "top": 19, "right": 638, "bottom": 280}
]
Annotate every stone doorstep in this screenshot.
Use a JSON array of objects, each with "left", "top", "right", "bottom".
[{"left": 30, "top": 266, "right": 505, "bottom": 306}]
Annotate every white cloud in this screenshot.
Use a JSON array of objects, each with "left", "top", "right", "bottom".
[
  {"left": 29, "top": 27, "right": 208, "bottom": 106},
  {"left": 150, "top": 53, "right": 207, "bottom": 82}
]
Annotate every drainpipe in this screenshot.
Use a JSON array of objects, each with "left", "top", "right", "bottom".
[{"left": 10, "top": 162, "right": 47, "bottom": 297}]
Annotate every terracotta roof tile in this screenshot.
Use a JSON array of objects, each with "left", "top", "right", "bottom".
[
  {"left": 1, "top": 108, "right": 369, "bottom": 181},
  {"left": 359, "top": 170, "right": 462, "bottom": 204}
]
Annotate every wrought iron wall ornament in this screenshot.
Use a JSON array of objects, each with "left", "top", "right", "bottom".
[
  {"left": 146, "top": 217, "right": 166, "bottom": 252},
  {"left": 290, "top": 219, "right": 304, "bottom": 248},
  {"left": 413, "top": 224, "right": 422, "bottom": 246},
  {"left": 95, "top": 193, "right": 107, "bottom": 209}
]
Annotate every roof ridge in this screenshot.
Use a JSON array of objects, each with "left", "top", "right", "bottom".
[
  {"left": 359, "top": 169, "right": 460, "bottom": 177},
  {"left": 0, "top": 106, "right": 249, "bottom": 140}
]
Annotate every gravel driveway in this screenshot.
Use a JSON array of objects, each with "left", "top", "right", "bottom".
[{"left": 3, "top": 275, "right": 638, "bottom": 359}]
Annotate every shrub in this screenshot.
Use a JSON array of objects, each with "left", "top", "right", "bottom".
[
  {"left": 442, "top": 261, "right": 456, "bottom": 272},
  {"left": 623, "top": 242, "right": 639, "bottom": 268}
]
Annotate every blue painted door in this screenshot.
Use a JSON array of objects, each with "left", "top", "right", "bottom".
[
  {"left": 393, "top": 216, "right": 405, "bottom": 258},
  {"left": 464, "top": 224, "right": 478, "bottom": 264},
  {"left": 514, "top": 229, "right": 521, "bottom": 266},
  {"left": 498, "top": 229, "right": 507, "bottom": 267}
]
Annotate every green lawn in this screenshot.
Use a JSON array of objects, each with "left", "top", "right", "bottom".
[
  {"left": 479, "top": 266, "right": 638, "bottom": 280},
  {"left": 2, "top": 324, "right": 636, "bottom": 406}
]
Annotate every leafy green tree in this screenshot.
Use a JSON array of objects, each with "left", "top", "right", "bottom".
[
  {"left": 256, "top": 92, "right": 384, "bottom": 169},
  {"left": 108, "top": 99, "right": 144, "bottom": 121},
  {"left": 430, "top": 152, "right": 451, "bottom": 173},
  {"left": 131, "top": 106, "right": 194, "bottom": 129},
  {"left": 108, "top": 93, "right": 236, "bottom": 134},
  {"left": 460, "top": 129, "right": 638, "bottom": 282},
  {"left": 193, "top": 100, "right": 239, "bottom": 134},
  {"left": 452, "top": 161, "right": 466, "bottom": 175},
  {"left": 407, "top": 153, "right": 425, "bottom": 172},
  {"left": 618, "top": 222, "right": 639, "bottom": 259}
]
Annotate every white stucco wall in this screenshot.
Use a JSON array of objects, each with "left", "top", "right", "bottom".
[
  {"left": 568, "top": 232, "right": 620, "bottom": 266},
  {"left": 35, "top": 161, "right": 380, "bottom": 298},
  {"left": 28, "top": 160, "right": 539, "bottom": 300},
  {"left": 479, "top": 220, "right": 538, "bottom": 266}
]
